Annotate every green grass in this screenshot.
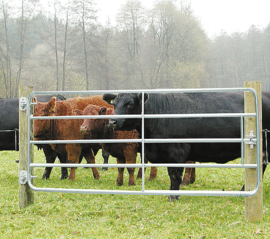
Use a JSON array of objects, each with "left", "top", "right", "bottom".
[{"left": 1, "top": 148, "right": 270, "bottom": 238}]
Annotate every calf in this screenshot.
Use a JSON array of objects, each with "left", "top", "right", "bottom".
[
  {"left": 76, "top": 104, "right": 157, "bottom": 186},
  {"left": 33, "top": 95, "right": 113, "bottom": 180}
]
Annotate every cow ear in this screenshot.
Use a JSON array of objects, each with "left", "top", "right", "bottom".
[
  {"left": 138, "top": 93, "right": 149, "bottom": 104},
  {"left": 73, "top": 109, "right": 83, "bottom": 115},
  {"left": 99, "top": 107, "right": 107, "bottom": 115},
  {"left": 102, "top": 94, "right": 117, "bottom": 105},
  {"left": 46, "top": 97, "right": 56, "bottom": 113},
  {"left": 33, "top": 97, "right": 37, "bottom": 103}
]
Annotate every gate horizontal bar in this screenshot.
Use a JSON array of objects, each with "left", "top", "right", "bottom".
[
  {"left": 30, "top": 112, "right": 256, "bottom": 120},
  {"left": 29, "top": 163, "right": 258, "bottom": 169},
  {"left": 28, "top": 183, "right": 259, "bottom": 197},
  {"left": 30, "top": 87, "right": 256, "bottom": 96},
  {"left": 31, "top": 138, "right": 252, "bottom": 144},
  {"left": 0, "top": 130, "right": 18, "bottom": 133}
]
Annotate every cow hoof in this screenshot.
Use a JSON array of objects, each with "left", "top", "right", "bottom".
[
  {"left": 60, "top": 175, "right": 68, "bottom": 180},
  {"left": 181, "top": 181, "right": 189, "bottom": 186},
  {"left": 181, "top": 179, "right": 193, "bottom": 186},
  {"left": 42, "top": 175, "right": 49, "bottom": 180},
  {"left": 116, "top": 180, "right": 123, "bottom": 186},
  {"left": 128, "top": 181, "right": 136, "bottom": 186},
  {"left": 169, "top": 196, "right": 179, "bottom": 201},
  {"left": 94, "top": 175, "right": 100, "bottom": 180},
  {"left": 102, "top": 167, "right": 108, "bottom": 171}
]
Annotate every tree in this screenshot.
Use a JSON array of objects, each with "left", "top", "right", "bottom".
[
  {"left": 209, "top": 24, "right": 270, "bottom": 91},
  {"left": 145, "top": 0, "right": 208, "bottom": 88},
  {"left": 16, "top": 0, "right": 39, "bottom": 95},
  {"left": 62, "top": 0, "right": 70, "bottom": 91},
  {"left": 70, "top": 0, "right": 98, "bottom": 90},
  {"left": 116, "top": 0, "right": 146, "bottom": 88},
  {"left": 0, "top": 0, "right": 12, "bottom": 98},
  {"left": 262, "top": 24, "right": 270, "bottom": 89}
]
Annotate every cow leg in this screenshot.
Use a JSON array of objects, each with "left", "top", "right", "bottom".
[
  {"left": 78, "top": 154, "right": 84, "bottom": 164},
  {"left": 182, "top": 161, "right": 196, "bottom": 186},
  {"left": 137, "top": 153, "right": 157, "bottom": 181},
  {"left": 57, "top": 153, "right": 69, "bottom": 180},
  {"left": 127, "top": 167, "right": 136, "bottom": 186},
  {"left": 137, "top": 166, "right": 158, "bottom": 181},
  {"left": 137, "top": 152, "right": 144, "bottom": 178},
  {"left": 123, "top": 145, "right": 136, "bottom": 186},
  {"left": 83, "top": 148, "right": 100, "bottom": 180},
  {"left": 116, "top": 157, "right": 124, "bottom": 186},
  {"left": 41, "top": 144, "right": 58, "bottom": 179},
  {"left": 167, "top": 167, "right": 184, "bottom": 201},
  {"left": 101, "top": 149, "right": 110, "bottom": 171},
  {"left": 149, "top": 167, "right": 158, "bottom": 181},
  {"left": 66, "top": 144, "right": 82, "bottom": 181}
]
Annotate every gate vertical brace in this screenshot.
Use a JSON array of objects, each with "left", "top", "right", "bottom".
[
  {"left": 19, "top": 84, "right": 34, "bottom": 208},
  {"left": 245, "top": 81, "right": 263, "bottom": 221}
]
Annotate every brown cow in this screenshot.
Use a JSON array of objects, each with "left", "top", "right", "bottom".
[
  {"left": 33, "top": 95, "right": 113, "bottom": 181},
  {"left": 75, "top": 104, "right": 157, "bottom": 186}
]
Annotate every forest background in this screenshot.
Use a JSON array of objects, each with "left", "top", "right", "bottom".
[{"left": 1, "top": 0, "right": 270, "bottom": 98}]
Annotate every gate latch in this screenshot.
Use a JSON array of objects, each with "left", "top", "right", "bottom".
[
  {"left": 19, "top": 170, "right": 28, "bottom": 184},
  {"left": 19, "top": 97, "right": 28, "bottom": 111},
  {"left": 245, "top": 130, "right": 256, "bottom": 149}
]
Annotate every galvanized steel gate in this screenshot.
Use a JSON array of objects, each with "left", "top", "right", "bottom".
[{"left": 24, "top": 88, "right": 261, "bottom": 197}]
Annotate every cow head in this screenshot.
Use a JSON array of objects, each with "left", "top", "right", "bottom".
[
  {"left": 33, "top": 97, "right": 56, "bottom": 139},
  {"left": 102, "top": 93, "right": 149, "bottom": 131},
  {"left": 77, "top": 104, "right": 113, "bottom": 139}
]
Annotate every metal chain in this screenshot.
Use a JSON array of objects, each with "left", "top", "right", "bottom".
[{"left": 263, "top": 129, "right": 270, "bottom": 165}]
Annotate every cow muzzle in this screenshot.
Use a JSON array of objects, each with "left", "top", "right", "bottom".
[
  {"left": 108, "top": 118, "right": 117, "bottom": 130},
  {"left": 80, "top": 125, "right": 90, "bottom": 137},
  {"left": 80, "top": 125, "right": 88, "bottom": 132}
]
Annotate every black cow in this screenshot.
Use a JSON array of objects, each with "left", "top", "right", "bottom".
[
  {"left": 0, "top": 95, "right": 69, "bottom": 179},
  {"left": 103, "top": 92, "right": 270, "bottom": 200},
  {"left": 0, "top": 98, "right": 20, "bottom": 151}
]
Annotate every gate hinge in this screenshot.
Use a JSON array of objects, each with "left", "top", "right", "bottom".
[
  {"left": 19, "top": 170, "right": 28, "bottom": 184},
  {"left": 19, "top": 97, "right": 28, "bottom": 112},
  {"left": 245, "top": 130, "right": 256, "bottom": 149}
]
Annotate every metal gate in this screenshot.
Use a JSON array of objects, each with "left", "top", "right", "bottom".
[{"left": 25, "top": 88, "right": 261, "bottom": 197}]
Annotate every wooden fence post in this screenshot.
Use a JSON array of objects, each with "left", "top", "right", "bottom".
[
  {"left": 244, "top": 81, "right": 263, "bottom": 221},
  {"left": 19, "top": 84, "right": 34, "bottom": 208}
]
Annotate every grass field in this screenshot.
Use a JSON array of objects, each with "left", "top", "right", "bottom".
[{"left": 1, "top": 148, "right": 270, "bottom": 238}]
